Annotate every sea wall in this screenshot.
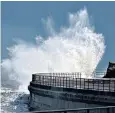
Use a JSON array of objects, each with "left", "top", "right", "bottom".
[
  {"left": 28, "top": 87, "right": 101, "bottom": 111},
  {"left": 29, "top": 93, "right": 101, "bottom": 111},
  {"left": 28, "top": 84, "right": 115, "bottom": 111},
  {"left": 28, "top": 74, "right": 115, "bottom": 111}
]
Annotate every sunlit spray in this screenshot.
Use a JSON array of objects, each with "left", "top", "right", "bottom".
[{"left": 1, "top": 8, "right": 105, "bottom": 92}]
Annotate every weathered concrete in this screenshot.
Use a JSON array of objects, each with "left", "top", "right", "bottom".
[
  {"left": 28, "top": 84, "right": 115, "bottom": 111},
  {"left": 28, "top": 86, "right": 102, "bottom": 111}
]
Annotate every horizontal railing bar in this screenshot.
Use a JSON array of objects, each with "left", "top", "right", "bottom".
[
  {"left": 29, "top": 106, "right": 115, "bottom": 113},
  {"left": 33, "top": 74, "right": 115, "bottom": 80}
]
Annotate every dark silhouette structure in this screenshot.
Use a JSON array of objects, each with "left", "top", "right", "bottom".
[{"left": 103, "top": 62, "right": 115, "bottom": 78}]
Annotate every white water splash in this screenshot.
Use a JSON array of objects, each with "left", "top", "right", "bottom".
[
  {"left": 1, "top": 88, "right": 29, "bottom": 113},
  {"left": 1, "top": 8, "right": 105, "bottom": 92}
]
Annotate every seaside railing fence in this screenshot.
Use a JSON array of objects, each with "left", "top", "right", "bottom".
[{"left": 31, "top": 72, "right": 115, "bottom": 92}]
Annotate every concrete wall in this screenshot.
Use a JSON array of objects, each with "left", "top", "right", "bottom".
[
  {"left": 29, "top": 93, "right": 101, "bottom": 111},
  {"left": 28, "top": 85, "right": 104, "bottom": 111}
]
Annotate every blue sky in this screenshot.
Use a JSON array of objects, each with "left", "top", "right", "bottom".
[{"left": 1, "top": 1, "right": 115, "bottom": 70}]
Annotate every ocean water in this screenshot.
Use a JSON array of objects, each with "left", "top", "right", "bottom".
[{"left": 1, "top": 88, "right": 29, "bottom": 113}]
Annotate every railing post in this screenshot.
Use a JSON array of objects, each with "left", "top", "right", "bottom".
[
  {"left": 66, "top": 76, "right": 67, "bottom": 88},
  {"left": 54, "top": 76, "right": 55, "bottom": 86},
  {"left": 76, "top": 78, "right": 77, "bottom": 89},
  {"left": 53, "top": 75, "right": 55, "bottom": 87},
  {"left": 84, "top": 78, "right": 85, "bottom": 89},
  {"left": 93, "top": 79, "right": 94, "bottom": 90},
  {"left": 53, "top": 75, "right": 54, "bottom": 86},
  {"left": 87, "top": 109, "right": 89, "bottom": 113},
  {"left": 50, "top": 75, "right": 51, "bottom": 86},
  {"left": 39, "top": 75, "right": 41, "bottom": 85},
  {"left": 44, "top": 75, "right": 46, "bottom": 85},
  {"left": 46, "top": 76, "right": 47, "bottom": 85},
  {"left": 45, "top": 76, "right": 48, "bottom": 86},
  {"left": 88, "top": 79, "right": 89, "bottom": 89},
  {"left": 109, "top": 80, "right": 110, "bottom": 92},
  {"left": 98, "top": 79, "right": 99, "bottom": 91},
  {"left": 48, "top": 75, "right": 49, "bottom": 86},
  {"left": 80, "top": 77, "right": 81, "bottom": 89},
  {"left": 69, "top": 77, "right": 70, "bottom": 88},
  {"left": 32, "top": 74, "right": 36, "bottom": 82},
  {"left": 42, "top": 75, "right": 45, "bottom": 85},
  {"left": 55, "top": 76, "right": 56, "bottom": 87},
  {"left": 72, "top": 77, "right": 74, "bottom": 88},
  {"left": 52, "top": 75, "right": 53, "bottom": 86},
  {"left": 107, "top": 107, "right": 109, "bottom": 113},
  {"left": 60, "top": 76, "right": 61, "bottom": 87},
  {"left": 63, "top": 77, "right": 64, "bottom": 87},
  {"left": 47, "top": 76, "right": 49, "bottom": 86},
  {"left": 114, "top": 80, "right": 115, "bottom": 92},
  {"left": 54, "top": 76, "right": 55, "bottom": 87}
]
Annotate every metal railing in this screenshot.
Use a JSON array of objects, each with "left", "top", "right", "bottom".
[
  {"left": 33, "top": 72, "right": 106, "bottom": 78},
  {"left": 30, "top": 106, "right": 115, "bottom": 113},
  {"left": 31, "top": 73, "right": 115, "bottom": 92}
]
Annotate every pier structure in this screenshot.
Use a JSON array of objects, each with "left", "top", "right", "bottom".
[{"left": 28, "top": 72, "right": 115, "bottom": 111}]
